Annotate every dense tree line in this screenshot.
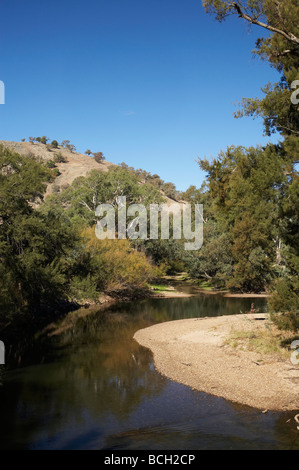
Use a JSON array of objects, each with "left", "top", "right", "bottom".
[
  {"left": 0, "top": 0, "right": 297, "bottom": 333},
  {"left": 197, "top": 0, "right": 299, "bottom": 330},
  {"left": 0, "top": 148, "right": 164, "bottom": 322}
]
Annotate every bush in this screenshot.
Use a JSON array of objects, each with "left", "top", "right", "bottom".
[
  {"left": 81, "top": 227, "right": 158, "bottom": 295},
  {"left": 93, "top": 152, "right": 105, "bottom": 163},
  {"left": 46, "top": 160, "right": 56, "bottom": 168},
  {"left": 51, "top": 168, "right": 61, "bottom": 177},
  {"left": 53, "top": 152, "right": 67, "bottom": 163},
  {"left": 269, "top": 278, "right": 299, "bottom": 332},
  {"left": 270, "top": 311, "right": 299, "bottom": 332},
  {"left": 162, "top": 182, "right": 179, "bottom": 200},
  {"left": 40, "top": 136, "right": 49, "bottom": 144},
  {"left": 66, "top": 144, "right": 76, "bottom": 153}
]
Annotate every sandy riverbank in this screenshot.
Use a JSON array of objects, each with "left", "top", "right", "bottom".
[
  {"left": 149, "top": 284, "right": 269, "bottom": 299},
  {"left": 134, "top": 314, "right": 299, "bottom": 411},
  {"left": 150, "top": 290, "right": 196, "bottom": 298}
]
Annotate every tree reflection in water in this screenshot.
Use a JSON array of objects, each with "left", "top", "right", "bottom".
[{"left": 1, "top": 294, "right": 296, "bottom": 450}]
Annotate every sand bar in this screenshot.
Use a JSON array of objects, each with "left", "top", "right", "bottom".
[{"left": 134, "top": 314, "right": 299, "bottom": 411}]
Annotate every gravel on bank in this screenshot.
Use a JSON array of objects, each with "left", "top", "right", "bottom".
[{"left": 134, "top": 314, "right": 299, "bottom": 411}]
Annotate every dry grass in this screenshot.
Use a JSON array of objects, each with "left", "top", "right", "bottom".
[{"left": 225, "top": 318, "right": 295, "bottom": 359}]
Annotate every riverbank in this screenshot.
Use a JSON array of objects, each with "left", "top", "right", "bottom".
[
  {"left": 38, "top": 282, "right": 268, "bottom": 337},
  {"left": 156, "top": 274, "right": 269, "bottom": 298},
  {"left": 134, "top": 314, "right": 299, "bottom": 411}
]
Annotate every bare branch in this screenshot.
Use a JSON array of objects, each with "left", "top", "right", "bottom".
[
  {"left": 231, "top": 1, "right": 299, "bottom": 46},
  {"left": 276, "top": 122, "right": 299, "bottom": 135},
  {"left": 79, "top": 199, "right": 93, "bottom": 212}
]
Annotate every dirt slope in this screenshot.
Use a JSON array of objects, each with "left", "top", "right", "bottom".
[
  {"left": 0, "top": 140, "right": 187, "bottom": 208},
  {"left": 0, "top": 140, "right": 115, "bottom": 196}
]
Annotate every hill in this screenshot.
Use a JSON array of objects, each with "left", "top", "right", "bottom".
[
  {"left": 0, "top": 140, "right": 115, "bottom": 196},
  {"left": 0, "top": 140, "right": 186, "bottom": 209}
]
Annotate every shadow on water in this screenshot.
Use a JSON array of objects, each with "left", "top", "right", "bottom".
[{"left": 0, "top": 292, "right": 298, "bottom": 450}]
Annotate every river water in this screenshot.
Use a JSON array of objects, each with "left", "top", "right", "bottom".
[{"left": 0, "top": 291, "right": 298, "bottom": 450}]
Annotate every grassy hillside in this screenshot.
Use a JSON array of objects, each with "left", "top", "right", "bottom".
[
  {"left": 0, "top": 140, "right": 115, "bottom": 196},
  {"left": 0, "top": 140, "right": 185, "bottom": 208}
]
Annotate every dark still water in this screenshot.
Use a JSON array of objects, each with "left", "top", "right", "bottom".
[{"left": 0, "top": 293, "right": 298, "bottom": 450}]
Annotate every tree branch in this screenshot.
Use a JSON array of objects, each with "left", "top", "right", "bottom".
[
  {"left": 231, "top": 2, "right": 299, "bottom": 46},
  {"left": 79, "top": 199, "right": 93, "bottom": 211},
  {"left": 276, "top": 122, "right": 299, "bottom": 135}
]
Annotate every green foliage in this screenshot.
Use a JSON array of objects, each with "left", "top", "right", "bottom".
[
  {"left": 51, "top": 168, "right": 61, "bottom": 177},
  {"left": 40, "top": 136, "right": 49, "bottom": 144},
  {"left": 198, "top": 144, "right": 290, "bottom": 292},
  {"left": 235, "top": 74, "right": 299, "bottom": 138},
  {"left": 68, "top": 274, "right": 99, "bottom": 302},
  {"left": 0, "top": 145, "right": 76, "bottom": 318},
  {"left": 143, "top": 239, "right": 187, "bottom": 274},
  {"left": 79, "top": 228, "right": 159, "bottom": 296},
  {"left": 46, "top": 166, "right": 164, "bottom": 226},
  {"left": 0, "top": 146, "right": 173, "bottom": 321},
  {"left": 53, "top": 152, "right": 67, "bottom": 163},
  {"left": 93, "top": 152, "right": 105, "bottom": 163},
  {"left": 162, "top": 182, "right": 179, "bottom": 200},
  {"left": 269, "top": 279, "right": 299, "bottom": 331},
  {"left": 66, "top": 144, "right": 76, "bottom": 153},
  {"left": 268, "top": 162, "right": 299, "bottom": 328},
  {"left": 201, "top": 0, "right": 299, "bottom": 329},
  {"left": 34, "top": 136, "right": 49, "bottom": 144},
  {"left": 46, "top": 160, "right": 56, "bottom": 168},
  {"left": 181, "top": 185, "right": 203, "bottom": 203},
  {"left": 186, "top": 219, "right": 233, "bottom": 288},
  {"left": 203, "top": 1, "right": 299, "bottom": 139}
]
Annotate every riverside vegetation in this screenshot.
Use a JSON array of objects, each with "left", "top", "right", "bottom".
[{"left": 0, "top": 0, "right": 298, "bottom": 341}]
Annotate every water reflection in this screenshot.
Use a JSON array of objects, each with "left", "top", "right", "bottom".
[{"left": 0, "top": 293, "right": 298, "bottom": 450}]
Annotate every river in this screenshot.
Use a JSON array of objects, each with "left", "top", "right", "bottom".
[{"left": 0, "top": 291, "right": 298, "bottom": 450}]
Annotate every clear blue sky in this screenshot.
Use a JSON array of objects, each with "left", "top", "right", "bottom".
[{"left": 0, "top": 0, "right": 280, "bottom": 191}]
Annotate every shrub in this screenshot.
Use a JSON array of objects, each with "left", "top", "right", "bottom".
[
  {"left": 81, "top": 227, "right": 158, "bottom": 295},
  {"left": 269, "top": 279, "right": 299, "bottom": 332},
  {"left": 46, "top": 160, "right": 56, "bottom": 168},
  {"left": 51, "top": 168, "right": 61, "bottom": 177},
  {"left": 40, "top": 136, "right": 49, "bottom": 144},
  {"left": 53, "top": 152, "right": 67, "bottom": 163},
  {"left": 93, "top": 152, "right": 105, "bottom": 163},
  {"left": 66, "top": 144, "right": 76, "bottom": 153}
]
